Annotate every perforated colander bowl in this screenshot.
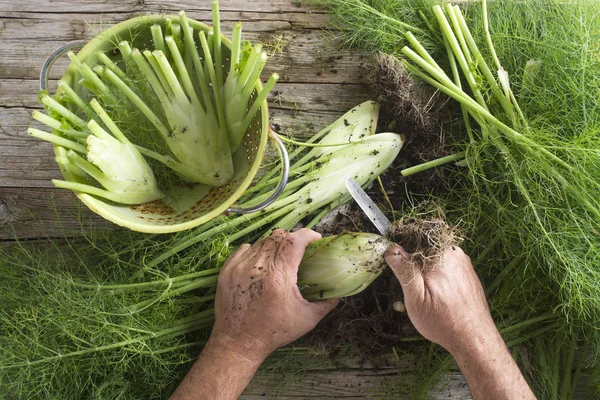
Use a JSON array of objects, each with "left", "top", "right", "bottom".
[{"left": 40, "top": 14, "right": 288, "bottom": 233}]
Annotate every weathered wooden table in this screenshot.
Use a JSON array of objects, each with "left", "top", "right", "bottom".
[{"left": 0, "top": 0, "right": 477, "bottom": 397}]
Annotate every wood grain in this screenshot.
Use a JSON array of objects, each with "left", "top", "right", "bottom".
[
  {"left": 0, "top": 32, "right": 363, "bottom": 83},
  {"left": 243, "top": 370, "right": 473, "bottom": 399},
  {"left": 0, "top": 79, "right": 369, "bottom": 111},
  {"left": 241, "top": 354, "right": 592, "bottom": 399},
  {"left": 0, "top": 0, "right": 318, "bottom": 14},
  {"left": 0, "top": 187, "right": 108, "bottom": 239}
]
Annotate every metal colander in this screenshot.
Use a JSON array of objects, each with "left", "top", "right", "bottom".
[{"left": 40, "top": 14, "right": 288, "bottom": 233}]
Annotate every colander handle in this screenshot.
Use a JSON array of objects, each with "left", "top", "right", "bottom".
[
  {"left": 40, "top": 41, "right": 87, "bottom": 91},
  {"left": 227, "top": 130, "right": 290, "bottom": 214}
]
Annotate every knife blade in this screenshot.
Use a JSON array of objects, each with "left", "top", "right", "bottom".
[{"left": 345, "top": 176, "right": 393, "bottom": 237}]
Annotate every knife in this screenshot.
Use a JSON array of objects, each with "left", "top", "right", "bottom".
[{"left": 345, "top": 176, "right": 393, "bottom": 237}]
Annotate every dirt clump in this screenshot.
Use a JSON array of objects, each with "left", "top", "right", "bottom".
[
  {"left": 364, "top": 53, "right": 439, "bottom": 144},
  {"left": 307, "top": 269, "right": 416, "bottom": 365},
  {"left": 361, "top": 52, "right": 464, "bottom": 211},
  {"left": 391, "top": 212, "right": 460, "bottom": 267}
]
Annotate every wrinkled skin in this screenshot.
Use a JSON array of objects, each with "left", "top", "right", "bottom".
[
  {"left": 171, "top": 229, "right": 338, "bottom": 400},
  {"left": 211, "top": 228, "right": 339, "bottom": 361},
  {"left": 384, "top": 245, "right": 496, "bottom": 353},
  {"left": 173, "top": 231, "right": 534, "bottom": 400},
  {"left": 385, "top": 244, "right": 535, "bottom": 400}
]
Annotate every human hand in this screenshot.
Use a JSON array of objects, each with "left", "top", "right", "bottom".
[
  {"left": 209, "top": 229, "right": 339, "bottom": 362},
  {"left": 385, "top": 244, "right": 499, "bottom": 354}
]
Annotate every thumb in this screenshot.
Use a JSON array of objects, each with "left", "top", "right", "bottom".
[
  {"left": 308, "top": 297, "right": 340, "bottom": 320},
  {"left": 385, "top": 244, "right": 424, "bottom": 295}
]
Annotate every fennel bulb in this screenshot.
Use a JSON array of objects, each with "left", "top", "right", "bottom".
[{"left": 299, "top": 232, "right": 391, "bottom": 300}]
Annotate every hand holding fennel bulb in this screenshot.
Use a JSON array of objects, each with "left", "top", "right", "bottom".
[
  {"left": 172, "top": 229, "right": 339, "bottom": 399},
  {"left": 213, "top": 229, "right": 339, "bottom": 360}
]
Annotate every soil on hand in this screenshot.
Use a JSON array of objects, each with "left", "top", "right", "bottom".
[{"left": 308, "top": 215, "right": 458, "bottom": 363}]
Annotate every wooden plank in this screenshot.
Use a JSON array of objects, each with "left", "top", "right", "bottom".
[
  {"left": 0, "top": 187, "right": 107, "bottom": 240},
  {"left": 0, "top": 13, "right": 324, "bottom": 40},
  {"left": 242, "top": 361, "right": 593, "bottom": 399},
  {"left": 0, "top": 33, "right": 364, "bottom": 83},
  {"left": 0, "top": 79, "right": 369, "bottom": 110},
  {"left": 0, "top": 97, "right": 351, "bottom": 140},
  {"left": 0, "top": 107, "right": 61, "bottom": 188},
  {"left": 270, "top": 108, "right": 347, "bottom": 138},
  {"left": 0, "top": 102, "right": 365, "bottom": 187},
  {"left": 0, "top": 79, "right": 47, "bottom": 108},
  {"left": 242, "top": 370, "right": 473, "bottom": 399},
  {"left": 0, "top": 0, "right": 143, "bottom": 13},
  {"left": 267, "top": 83, "right": 371, "bottom": 113},
  {"left": 0, "top": 0, "right": 320, "bottom": 14}
]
